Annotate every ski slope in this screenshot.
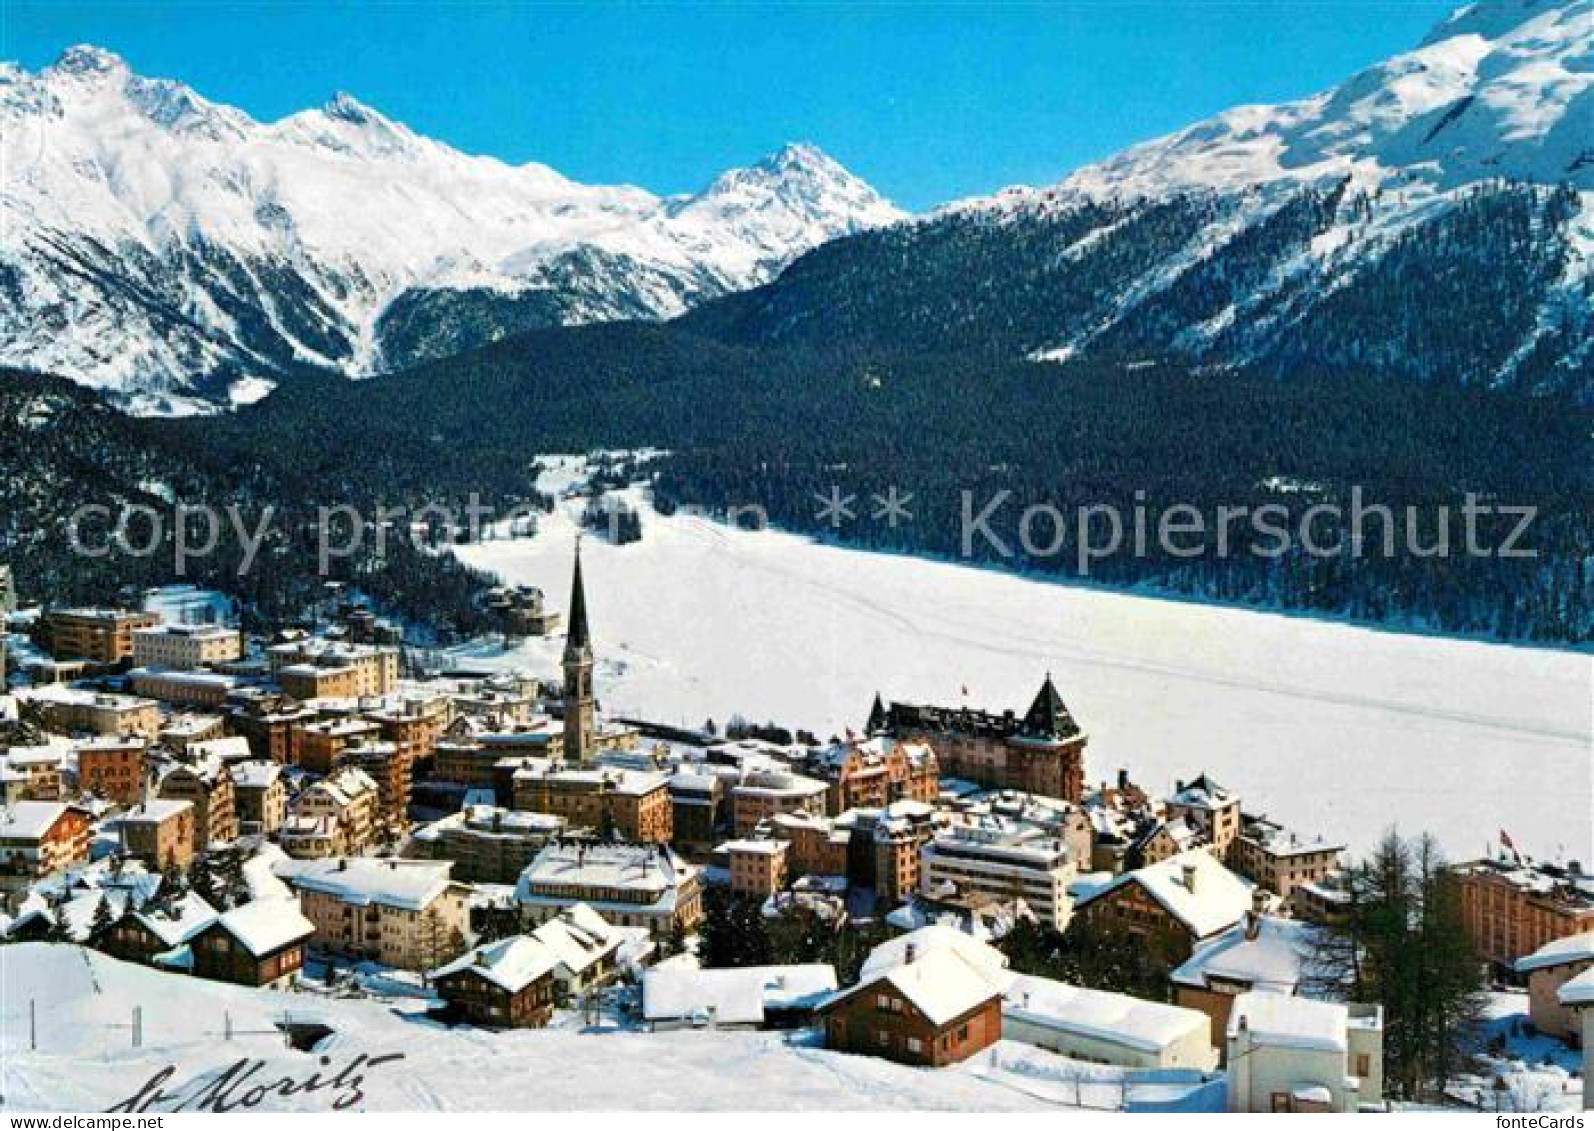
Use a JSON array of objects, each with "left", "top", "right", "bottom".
[{"left": 454, "top": 492, "right": 1592, "bottom": 864}]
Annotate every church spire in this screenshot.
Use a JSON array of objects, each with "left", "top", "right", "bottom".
[{"left": 566, "top": 536, "right": 590, "bottom": 653}]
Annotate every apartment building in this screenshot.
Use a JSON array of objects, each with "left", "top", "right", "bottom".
[
  {"left": 231, "top": 761, "right": 288, "bottom": 836},
  {"left": 0, "top": 801, "right": 92, "bottom": 889},
  {"left": 511, "top": 764, "right": 673, "bottom": 844},
  {"left": 920, "top": 822, "right": 1078, "bottom": 928},
  {"left": 74, "top": 736, "right": 148, "bottom": 804},
  {"left": 516, "top": 840, "right": 703, "bottom": 937},
  {"left": 286, "top": 857, "right": 470, "bottom": 971},
  {"left": 37, "top": 608, "right": 159, "bottom": 663},
  {"left": 18, "top": 686, "right": 160, "bottom": 738},
  {"left": 280, "top": 767, "right": 380, "bottom": 858},
  {"left": 1455, "top": 857, "right": 1594, "bottom": 973},
  {"left": 722, "top": 838, "right": 789, "bottom": 897},
  {"left": 158, "top": 757, "right": 239, "bottom": 851},
  {"left": 729, "top": 769, "right": 829, "bottom": 837},
  {"left": 405, "top": 805, "right": 566, "bottom": 884},
  {"left": 131, "top": 624, "right": 242, "bottom": 670},
  {"left": 118, "top": 798, "right": 197, "bottom": 869}
]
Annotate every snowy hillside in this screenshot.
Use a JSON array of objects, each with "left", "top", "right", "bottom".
[
  {"left": 0, "top": 46, "right": 902, "bottom": 411},
  {"left": 451, "top": 475, "right": 1592, "bottom": 864},
  {"left": 0, "top": 944, "right": 1063, "bottom": 1112}
]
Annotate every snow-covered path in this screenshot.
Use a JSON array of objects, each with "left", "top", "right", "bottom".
[{"left": 454, "top": 497, "right": 1592, "bottom": 862}]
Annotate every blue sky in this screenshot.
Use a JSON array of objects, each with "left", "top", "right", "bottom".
[{"left": 5, "top": 1, "right": 1462, "bottom": 209}]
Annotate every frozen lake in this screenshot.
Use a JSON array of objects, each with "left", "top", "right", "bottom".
[{"left": 454, "top": 492, "right": 1593, "bottom": 863}]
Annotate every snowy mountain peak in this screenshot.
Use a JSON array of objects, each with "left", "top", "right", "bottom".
[
  {"left": 0, "top": 53, "right": 904, "bottom": 410},
  {"left": 48, "top": 44, "right": 129, "bottom": 79}
]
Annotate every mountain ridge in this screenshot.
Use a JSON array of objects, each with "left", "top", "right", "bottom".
[{"left": 0, "top": 46, "right": 903, "bottom": 410}]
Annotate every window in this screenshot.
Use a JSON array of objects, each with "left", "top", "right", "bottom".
[
  {"left": 1271, "top": 1093, "right": 1291, "bottom": 1113},
  {"left": 875, "top": 1030, "right": 889, "bottom": 1047},
  {"left": 905, "top": 1037, "right": 922, "bottom": 1054},
  {"left": 1355, "top": 1054, "right": 1371, "bottom": 1077}
]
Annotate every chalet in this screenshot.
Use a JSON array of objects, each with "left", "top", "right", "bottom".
[
  {"left": 531, "top": 903, "right": 625, "bottom": 999},
  {"left": 432, "top": 935, "right": 558, "bottom": 1029},
  {"left": 0, "top": 801, "right": 92, "bottom": 890},
  {"left": 102, "top": 891, "right": 218, "bottom": 969},
  {"left": 1075, "top": 849, "right": 1264, "bottom": 971},
  {"left": 818, "top": 942, "right": 1005, "bottom": 1067},
  {"left": 190, "top": 898, "right": 315, "bottom": 988}
]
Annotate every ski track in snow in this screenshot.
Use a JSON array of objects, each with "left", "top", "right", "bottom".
[{"left": 454, "top": 496, "right": 1593, "bottom": 864}]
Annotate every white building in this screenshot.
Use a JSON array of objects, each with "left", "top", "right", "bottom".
[
  {"left": 1557, "top": 967, "right": 1594, "bottom": 1110},
  {"left": 920, "top": 822, "right": 1078, "bottom": 928},
  {"left": 1225, "top": 992, "right": 1384, "bottom": 1113},
  {"left": 131, "top": 624, "right": 242, "bottom": 670},
  {"left": 1002, "top": 973, "right": 1217, "bottom": 1070},
  {"left": 642, "top": 964, "right": 838, "bottom": 1031},
  {"left": 515, "top": 841, "right": 702, "bottom": 936}
]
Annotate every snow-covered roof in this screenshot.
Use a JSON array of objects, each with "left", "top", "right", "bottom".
[
  {"left": 1078, "top": 850, "right": 1258, "bottom": 939},
  {"left": 516, "top": 842, "right": 696, "bottom": 912},
  {"left": 186, "top": 737, "right": 254, "bottom": 763},
  {"left": 1227, "top": 991, "right": 1347, "bottom": 1053},
  {"left": 133, "top": 892, "right": 218, "bottom": 948},
  {"left": 835, "top": 946, "right": 1004, "bottom": 1027},
  {"left": 1558, "top": 965, "right": 1594, "bottom": 1007},
  {"left": 231, "top": 761, "right": 283, "bottom": 789},
  {"left": 859, "top": 925, "right": 1011, "bottom": 988},
  {"left": 118, "top": 798, "right": 193, "bottom": 824},
  {"left": 532, "top": 904, "right": 622, "bottom": 974},
  {"left": 643, "top": 964, "right": 837, "bottom": 1025},
  {"left": 718, "top": 838, "right": 787, "bottom": 856},
  {"left": 285, "top": 857, "right": 454, "bottom": 911},
  {"left": 0, "top": 801, "right": 73, "bottom": 840},
  {"left": 214, "top": 898, "right": 314, "bottom": 956},
  {"left": 1003, "top": 974, "right": 1208, "bottom": 1053},
  {"left": 1171, "top": 915, "right": 1317, "bottom": 993},
  {"left": 433, "top": 935, "right": 557, "bottom": 993},
  {"left": 1515, "top": 930, "right": 1594, "bottom": 974}
]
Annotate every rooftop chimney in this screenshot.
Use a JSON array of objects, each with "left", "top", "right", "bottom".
[
  {"left": 1251, "top": 888, "right": 1269, "bottom": 915},
  {"left": 904, "top": 942, "right": 918, "bottom": 965},
  {"left": 1182, "top": 861, "right": 1198, "bottom": 893},
  {"left": 1244, "top": 911, "right": 1261, "bottom": 942}
]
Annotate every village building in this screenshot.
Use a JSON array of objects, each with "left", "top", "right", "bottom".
[
  {"left": 405, "top": 805, "right": 567, "bottom": 883},
  {"left": 1162, "top": 773, "right": 1243, "bottom": 860},
  {"left": 870, "top": 674, "right": 1087, "bottom": 803},
  {"left": 127, "top": 668, "right": 238, "bottom": 709},
  {"left": 729, "top": 768, "right": 829, "bottom": 836},
  {"left": 1170, "top": 905, "right": 1315, "bottom": 1048},
  {"left": 226, "top": 696, "right": 319, "bottom": 763},
  {"left": 36, "top": 608, "right": 159, "bottom": 664},
  {"left": 560, "top": 543, "right": 597, "bottom": 765},
  {"left": 809, "top": 736, "right": 939, "bottom": 816},
  {"left": 1229, "top": 815, "right": 1345, "bottom": 907},
  {"left": 284, "top": 856, "right": 470, "bottom": 971},
  {"left": 770, "top": 810, "right": 851, "bottom": 878},
  {"left": 516, "top": 840, "right": 703, "bottom": 937},
  {"left": 190, "top": 898, "right": 315, "bottom": 988},
  {"left": 1075, "top": 849, "right": 1264, "bottom": 971},
  {"left": 131, "top": 623, "right": 242, "bottom": 670},
  {"left": 117, "top": 798, "right": 197, "bottom": 868},
  {"left": 102, "top": 891, "right": 218, "bottom": 969},
  {"left": 643, "top": 964, "right": 838, "bottom": 1031},
  {"left": 432, "top": 935, "right": 559, "bottom": 1028},
  {"left": 1454, "top": 857, "right": 1594, "bottom": 974},
  {"left": 0, "top": 801, "right": 92, "bottom": 891},
  {"left": 511, "top": 764, "right": 672, "bottom": 843},
  {"left": 1225, "top": 992, "right": 1384, "bottom": 1113},
  {"left": 280, "top": 766, "right": 379, "bottom": 858},
  {"left": 0, "top": 746, "right": 63, "bottom": 801},
  {"left": 1002, "top": 973, "right": 1216, "bottom": 1070},
  {"left": 531, "top": 903, "right": 626, "bottom": 999},
  {"left": 333, "top": 740, "right": 410, "bottom": 838},
  {"left": 1514, "top": 931, "right": 1594, "bottom": 1043},
  {"left": 920, "top": 821, "right": 1078, "bottom": 929},
  {"left": 73, "top": 736, "right": 148, "bottom": 804},
  {"left": 293, "top": 717, "right": 383, "bottom": 774},
  {"left": 18, "top": 686, "right": 160, "bottom": 738},
  {"left": 158, "top": 757, "right": 239, "bottom": 851},
  {"left": 721, "top": 837, "right": 789, "bottom": 898},
  {"left": 267, "top": 638, "right": 399, "bottom": 699},
  {"left": 818, "top": 932, "right": 1007, "bottom": 1068},
  {"left": 231, "top": 761, "right": 288, "bottom": 837},
  {"left": 158, "top": 713, "right": 227, "bottom": 753},
  {"left": 667, "top": 769, "right": 726, "bottom": 856}
]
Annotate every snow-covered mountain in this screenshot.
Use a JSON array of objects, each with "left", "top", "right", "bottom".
[
  {"left": 0, "top": 46, "right": 903, "bottom": 412},
  {"left": 693, "top": 0, "right": 1592, "bottom": 394}
]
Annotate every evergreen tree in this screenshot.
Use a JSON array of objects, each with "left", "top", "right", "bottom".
[
  {"left": 88, "top": 893, "right": 116, "bottom": 945},
  {"left": 1310, "top": 830, "right": 1486, "bottom": 1101}
]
